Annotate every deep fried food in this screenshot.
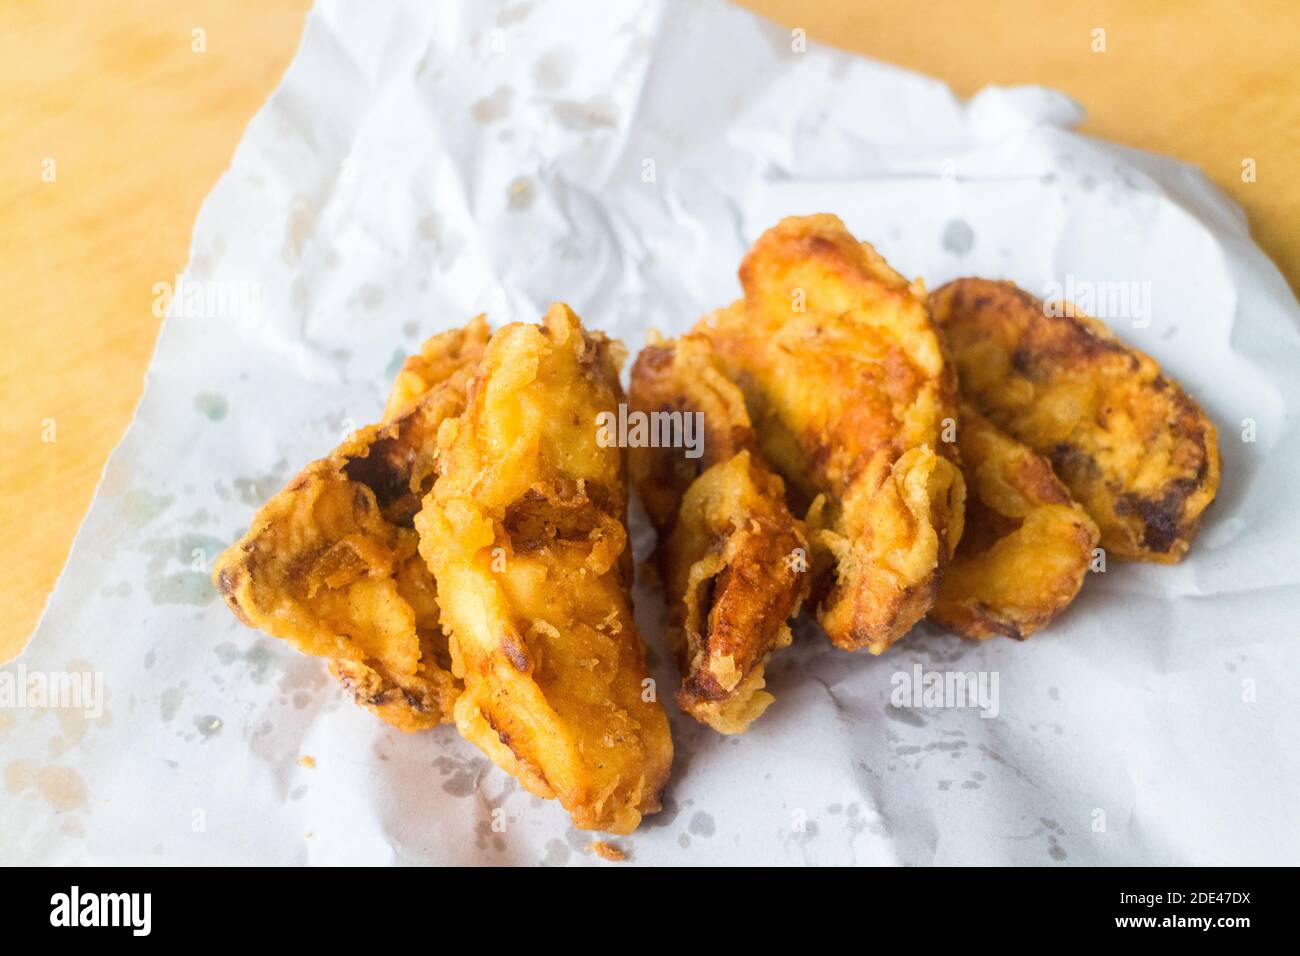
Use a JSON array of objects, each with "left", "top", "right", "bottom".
[
  {"left": 416, "top": 304, "right": 672, "bottom": 833},
  {"left": 931, "top": 403, "right": 1100, "bottom": 640},
  {"left": 694, "top": 214, "right": 965, "bottom": 655},
  {"left": 385, "top": 314, "right": 490, "bottom": 419},
  {"left": 629, "top": 335, "right": 808, "bottom": 733},
  {"left": 212, "top": 318, "right": 488, "bottom": 731},
  {"left": 588, "top": 840, "right": 625, "bottom": 861},
  {"left": 661, "top": 452, "right": 809, "bottom": 731},
  {"left": 930, "top": 278, "right": 1220, "bottom": 563},
  {"left": 627, "top": 334, "right": 756, "bottom": 532}
]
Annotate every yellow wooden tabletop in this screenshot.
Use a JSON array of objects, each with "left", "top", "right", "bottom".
[{"left": 2, "top": 0, "right": 1297, "bottom": 662}]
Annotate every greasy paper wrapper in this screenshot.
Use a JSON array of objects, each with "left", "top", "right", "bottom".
[{"left": 4, "top": 0, "right": 1298, "bottom": 865}]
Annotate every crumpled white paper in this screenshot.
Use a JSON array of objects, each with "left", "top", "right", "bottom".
[{"left": 4, "top": 0, "right": 1298, "bottom": 866}]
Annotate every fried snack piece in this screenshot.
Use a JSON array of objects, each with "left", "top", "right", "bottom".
[
  {"left": 694, "top": 214, "right": 965, "bottom": 655},
  {"left": 385, "top": 315, "right": 490, "bottom": 419},
  {"left": 629, "top": 336, "right": 808, "bottom": 733},
  {"left": 931, "top": 404, "right": 1100, "bottom": 640},
  {"left": 663, "top": 453, "right": 809, "bottom": 731},
  {"left": 212, "top": 319, "right": 488, "bottom": 731},
  {"left": 416, "top": 304, "right": 673, "bottom": 833},
  {"left": 930, "top": 278, "right": 1220, "bottom": 562}
]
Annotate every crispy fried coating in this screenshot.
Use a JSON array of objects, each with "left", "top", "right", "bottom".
[
  {"left": 930, "top": 278, "right": 1220, "bottom": 563},
  {"left": 694, "top": 214, "right": 965, "bottom": 655},
  {"left": 663, "top": 453, "right": 809, "bottom": 732},
  {"left": 385, "top": 315, "right": 490, "bottom": 419},
  {"left": 628, "top": 335, "right": 760, "bottom": 531},
  {"left": 416, "top": 304, "right": 672, "bottom": 833},
  {"left": 212, "top": 319, "right": 487, "bottom": 731},
  {"left": 629, "top": 336, "right": 808, "bottom": 733},
  {"left": 931, "top": 404, "right": 1100, "bottom": 640}
]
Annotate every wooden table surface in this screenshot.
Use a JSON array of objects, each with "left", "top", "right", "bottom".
[{"left": 3, "top": 0, "right": 1297, "bottom": 662}]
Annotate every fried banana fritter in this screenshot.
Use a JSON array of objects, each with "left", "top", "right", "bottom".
[
  {"left": 385, "top": 314, "right": 490, "bottom": 419},
  {"left": 628, "top": 335, "right": 760, "bottom": 532},
  {"left": 663, "top": 453, "right": 808, "bottom": 732},
  {"left": 931, "top": 404, "right": 1100, "bottom": 640},
  {"left": 695, "top": 214, "right": 965, "bottom": 655},
  {"left": 930, "top": 278, "right": 1220, "bottom": 563},
  {"left": 416, "top": 304, "right": 672, "bottom": 834},
  {"left": 212, "top": 318, "right": 488, "bottom": 731},
  {"left": 629, "top": 336, "right": 808, "bottom": 734}
]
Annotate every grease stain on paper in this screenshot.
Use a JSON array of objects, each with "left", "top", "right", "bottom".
[
  {"left": 534, "top": 47, "right": 574, "bottom": 90},
  {"left": 472, "top": 86, "right": 514, "bottom": 123},
  {"left": 553, "top": 96, "right": 619, "bottom": 130},
  {"left": 194, "top": 392, "right": 229, "bottom": 421},
  {"left": 6, "top": 760, "right": 89, "bottom": 813},
  {"left": 941, "top": 218, "right": 976, "bottom": 256}
]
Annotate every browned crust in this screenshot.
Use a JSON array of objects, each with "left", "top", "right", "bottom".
[
  {"left": 930, "top": 404, "right": 1100, "bottom": 640},
  {"left": 628, "top": 337, "right": 758, "bottom": 531},
  {"left": 630, "top": 335, "right": 809, "bottom": 733},
  {"left": 417, "top": 304, "right": 672, "bottom": 833},
  {"left": 211, "top": 318, "right": 488, "bottom": 731},
  {"left": 384, "top": 314, "right": 491, "bottom": 419},
  {"left": 693, "top": 214, "right": 964, "bottom": 654},
  {"left": 931, "top": 278, "right": 1220, "bottom": 562},
  {"left": 668, "top": 452, "right": 810, "bottom": 733}
]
